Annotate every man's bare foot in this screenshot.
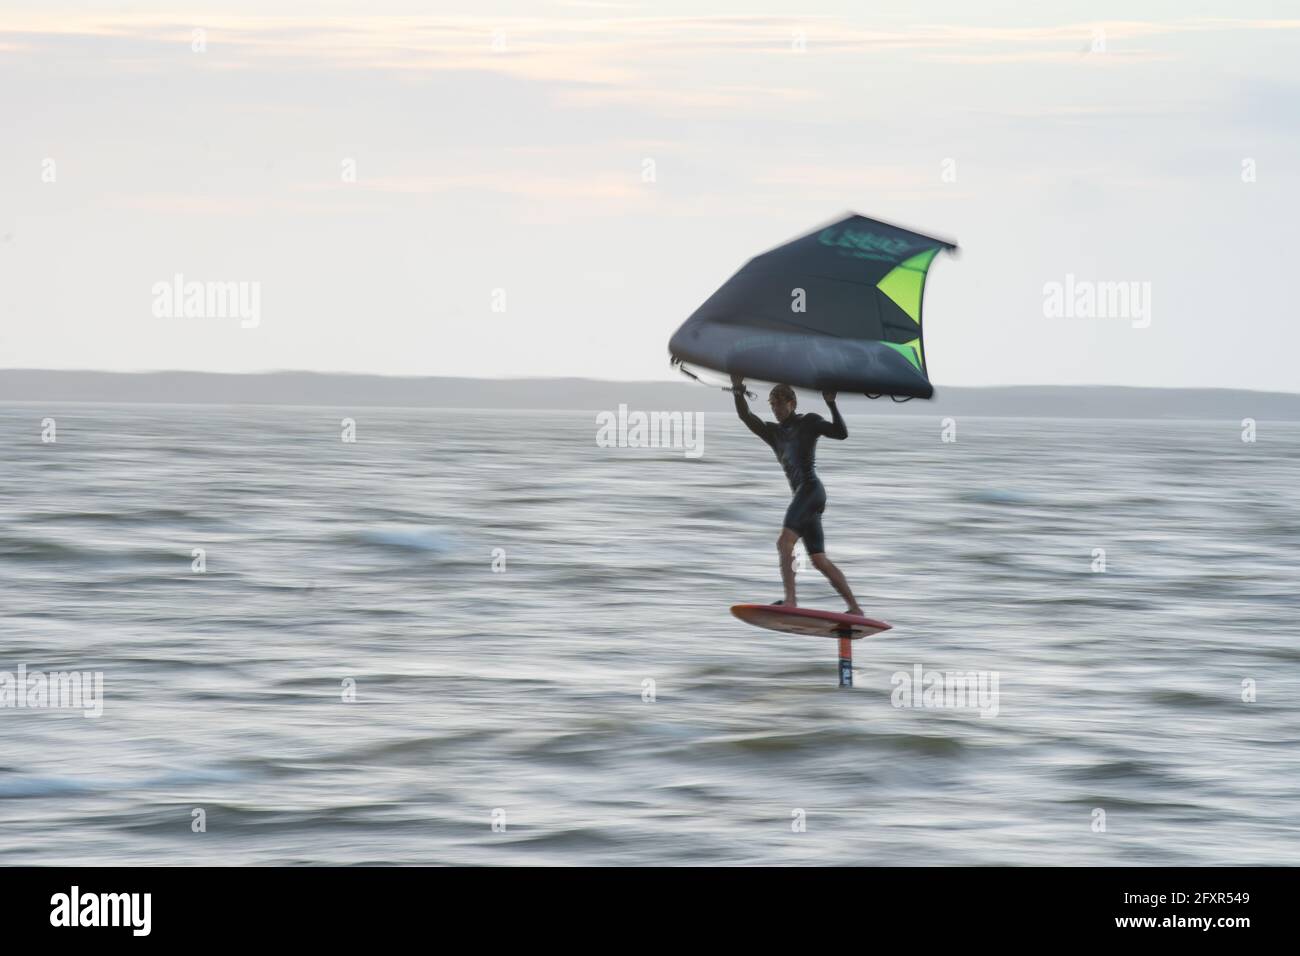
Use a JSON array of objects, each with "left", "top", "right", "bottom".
[
  {"left": 846, "top": 605, "right": 864, "bottom": 617},
  {"left": 773, "top": 599, "right": 798, "bottom": 607}
]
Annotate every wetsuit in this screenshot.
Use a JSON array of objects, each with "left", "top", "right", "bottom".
[{"left": 734, "top": 392, "right": 847, "bottom": 555}]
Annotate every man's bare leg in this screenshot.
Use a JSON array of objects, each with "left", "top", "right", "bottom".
[
  {"left": 777, "top": 528, "right": 799, "bottom": 605},
  {"left": 810, "top": 552, "right": 863, "bottom": 616}
]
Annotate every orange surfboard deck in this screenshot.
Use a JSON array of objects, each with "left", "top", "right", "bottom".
[{"left": 730, "top": 604, "right": 891, "bottom": 639}]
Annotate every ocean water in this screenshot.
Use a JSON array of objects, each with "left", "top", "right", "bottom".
[{"left": 1, "top": 403, "right": 1297, "bottom": 866}]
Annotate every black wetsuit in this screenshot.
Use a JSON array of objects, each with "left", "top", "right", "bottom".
[{"left": 734, "top": 393, "right": 847, "bottom": 555}]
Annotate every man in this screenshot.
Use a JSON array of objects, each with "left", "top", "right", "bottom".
[{"left": 732, "top": 378, "right": 863, "bottom": 616}]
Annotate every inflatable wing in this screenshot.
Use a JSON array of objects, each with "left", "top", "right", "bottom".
[{"left": 669, "top": 213, "right": 956, "bottom": 399}]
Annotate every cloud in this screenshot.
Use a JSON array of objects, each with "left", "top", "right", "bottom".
[{"left": 5, "top": 14, "right": 1297, "bottom": 99}]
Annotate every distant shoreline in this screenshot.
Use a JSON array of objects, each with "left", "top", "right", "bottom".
[{"left": 2, "top": 370, "right": 1298, "bottom": 420}]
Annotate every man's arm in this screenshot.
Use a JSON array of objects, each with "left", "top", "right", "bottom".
[
  {"left": 732, "top": 379, "right": 775, "bottom": 446},
  {"left": 815, "top": 391, "right": 848, "bottom": 439}
]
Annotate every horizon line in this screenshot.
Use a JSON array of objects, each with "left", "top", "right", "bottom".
[{"left": 2, "top": 368, "right": 1298, "bottom": 398}]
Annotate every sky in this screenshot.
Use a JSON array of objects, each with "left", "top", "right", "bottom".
[{"left": 1, "top": 1, "right": 1297, "bottom": 388}]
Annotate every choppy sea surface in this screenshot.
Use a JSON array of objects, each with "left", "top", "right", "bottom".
[{"left": 1, "top": 403, "right": 1297, "bottom": 866}]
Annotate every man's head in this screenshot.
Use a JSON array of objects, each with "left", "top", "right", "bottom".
[{"left": 769, "top": 384, "right": 797, "bottom": 422}]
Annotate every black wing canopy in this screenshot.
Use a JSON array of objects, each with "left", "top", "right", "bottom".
[{"left": 669, "top": 213, "right": 956, "bottom": 399}]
